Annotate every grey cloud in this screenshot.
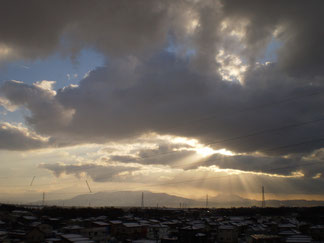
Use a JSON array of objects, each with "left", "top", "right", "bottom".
[
  {"left": 108, "top": 155, "right": 138, "bottom": 164},
  {"left": 39, "top": 162, "right": 139, "bottom": 182},
  {"left": 2, "top": 53, "right": 324, "bottom": 156},
  {"left": 1, "top": 1, "right": 324, "bottom": 158},
  {"left": 199, "top": 153, "right": 324, "bottom": 179},
  {"left": 0, "top": 0, "right": 189, "bottom": 61},
  {"left": 0, "top": 80, "right": 75, "bottom": 135},
  {"left": 0, "top": 0, "right": 323, "bottom": 79},
  {"left": 108, "top": 142, "right": 196, "bottom": 166},
  {"left": 2, "top": 0, "right": 324, "bottom": 198},
  {"left": 0, "top": 122, "right": 49, "bottom": 150},
  {"left": 220, "top": 0, "right": 324, "bottom": 76},
  {"left": 107, "top": 139, "right": 324, "bottom": 179}
]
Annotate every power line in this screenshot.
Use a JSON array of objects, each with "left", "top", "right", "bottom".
[
  {"left": 264, "top": 137, "right": 324, "bottom": 153},
  {"left": 128, "top": 117, "right": 324, "bottom": 163},
  {"left": 128, "top": 160, "right": 324, "bottom": 189},
  {"left": 2, "top": 136, "right": 324, "bottom": 193},
  {"left": 27, "top": 158, "right": 324, "bottom": 196},
  {"left": 86, "top": 180, "right": 92, "bottom": 193},
  {"left": 4, "top": 159, "right": 322, "bottom": 200},
  {"left": 206, "top": 117, "right": 324, "bottom": 147},
  {"left": 29, "top": 176, "right": 35, "bottom": 186},
  {"left": 162, "top": 89, "right": 324, "bottom": 133}
]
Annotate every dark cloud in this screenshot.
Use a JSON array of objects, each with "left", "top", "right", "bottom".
[
  {"left": 2, "top": 53, "right": 324, "bottom": 155},
  {"left": 199, "top": 153, "right": 324, "bottom": 179},
  {"left": 0, "top": 80, "right": 75, "bottom": 146},
  {"left": 1, "top": 0, "right": 324, "bottom": 183},
  {"left": 0, "top": 0, "right": 191, "bottom": 61},
  {"left": 0, "top": 122, "right": 49, "bottom": 150},
  {"left": 220, "top": 0, "right": 324, "bottom": 76},
  {"left": 0, "top": 0, "right": 322, "bottom": 78},
  {"left": 107, "top": 142, "right": 196, "bottom": 166},
  {"left": 39, "top": 162, "right": 139, "bottom": 182}
]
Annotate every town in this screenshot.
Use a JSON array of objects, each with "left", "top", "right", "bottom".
[{"left": 0, "top": 204, "right": 324, "bottom": 243}]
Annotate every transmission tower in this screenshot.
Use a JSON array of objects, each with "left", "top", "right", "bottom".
[
  {"left": 42, "top": 192, "right": 45, "bottom": 206},
  {"left": 141, "top": 192, "right": 144, "bottom": 208},
  {"left": 206, "top": 194, "right": 209, "bottom": 209},
  {"left": 261, "top": 186, "right": 266, "bottom": 208}
]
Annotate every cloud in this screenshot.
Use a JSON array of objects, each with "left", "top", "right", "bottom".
[
  {"left": 0, "top": 96, "right": 17, "bottom": 112},
  {"left": 107, "top": 142, "right": 196, "bottom": 166},
  {"left": 0, "top": 122, "right": 49, "bottom": 150},
  {"left": 0, "top": 0, "right": 322, "bottom": 78},
  {"left": 220, "top": 0, "right": 324, "bottom": 77},
  {"left": 1, "top": 51, "right": 324, "bottom": 156},
  {"left": 33, "top": 80, "right": 56, "bottom": 95},
  {"left": 0, "top": 0, "right": 183, "bottom": 61},
  {"left": 39, "top": 162, "right": 139, "bottom": 182},
  {"left": 38, "top": 157, "right": 324, "bottom": 197},
  {"left": 1, "top": 0, "right": 324, "bottom": 188},
  {"left": 100, "top": 135, "right": 324, "bottom": 179},
  {"left": 0, "top": 80, "right": 75, "bottom": 135},
  {"left": 198, "top": 153, "right": 324, "bottom": 179}
]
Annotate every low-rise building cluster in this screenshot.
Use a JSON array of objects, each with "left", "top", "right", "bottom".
[{"left": 0, "top": 205, "right": 324, "bottom": 243}]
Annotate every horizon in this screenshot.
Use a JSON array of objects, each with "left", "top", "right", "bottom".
[
  {"left": 4, "top": 189, "right": 324, "bottom": 207},
  {"left": 1, "top": 0, "right": 324, "bottom": 206}
]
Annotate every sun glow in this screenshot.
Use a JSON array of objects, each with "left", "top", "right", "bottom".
[{"left": 195, "top": 147, "right": 234, "bottom": 157}]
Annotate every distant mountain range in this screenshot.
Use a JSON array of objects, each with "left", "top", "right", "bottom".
[{"left": 32, "top": 191, "right": 324, "bottom": 208}]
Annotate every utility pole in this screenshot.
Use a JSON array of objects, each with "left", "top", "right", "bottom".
[
  {"left": 261, "top": 186, "right": 266, "bottom": 208},
  {"left": 206, "top": 194, "right": 209, "bottom": 209}
]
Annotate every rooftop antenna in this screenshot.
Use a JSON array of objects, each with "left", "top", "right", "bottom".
[
  {"left": 141, "top": 192, "right": 144, "bottom": 208},
  {"left": 85, "top": 180, "right": 92, "bottom": 193},
  {"left": 261, "top": 186, "right": 266, "bottom": 208},
  {"left": 30, "top": 176, "right": 36, "bottom": 186},
  {"left": 206, "top": 194, "right": 209, "bottom": 209}
]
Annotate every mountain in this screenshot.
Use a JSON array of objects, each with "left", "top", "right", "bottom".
[
  {"left": 265, "top": 199, "right": 324, "bottom": 207},
  {"left": 35, "top": 191, "right": 197, "bottom": 208},
  {"left": 32, "top": 191, "right": 324, "bottom": 208},
  {"left": 208, "top": 193, "right": 258, "bottom": 207}
]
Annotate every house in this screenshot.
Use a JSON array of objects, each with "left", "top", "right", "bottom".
[
  {"left": 37, "top": 223, "right": 53, "bottom": 237},
  {"left": 248, "top": 234, "right": 281, "bottom": 243},
  {"left": 81, "top": 221, "right": 109, "bottom": 243},
  {"left": 146, "top": 224, "right": 168, "bottom": 240},
  {"left": 62, "top": 225, "right": 84, "bottom": 234},
  {"left": 217, "top": 225, "right": 238, "bottom": 243},
  {"left": 285, "top": 235, "right": 312, "bottom": 243},
  {"left": 119, "top": 222, "right": 146, "bottom": 240},
  {"left": 109, "top": 220, "right": 123, "bottom": 236},
  {"left": 25, "top": 227, "right": 46, "bottom": 243},
  {"left": 59, "top": 233, "right": 94, "bottom": 243},
  {"left": 309, "top": 225, "right": 324, "bottom": 241}
]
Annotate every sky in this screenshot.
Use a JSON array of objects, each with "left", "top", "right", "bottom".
[{"left": 1, "top": 0, "right": 324, "bottom": 204}]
